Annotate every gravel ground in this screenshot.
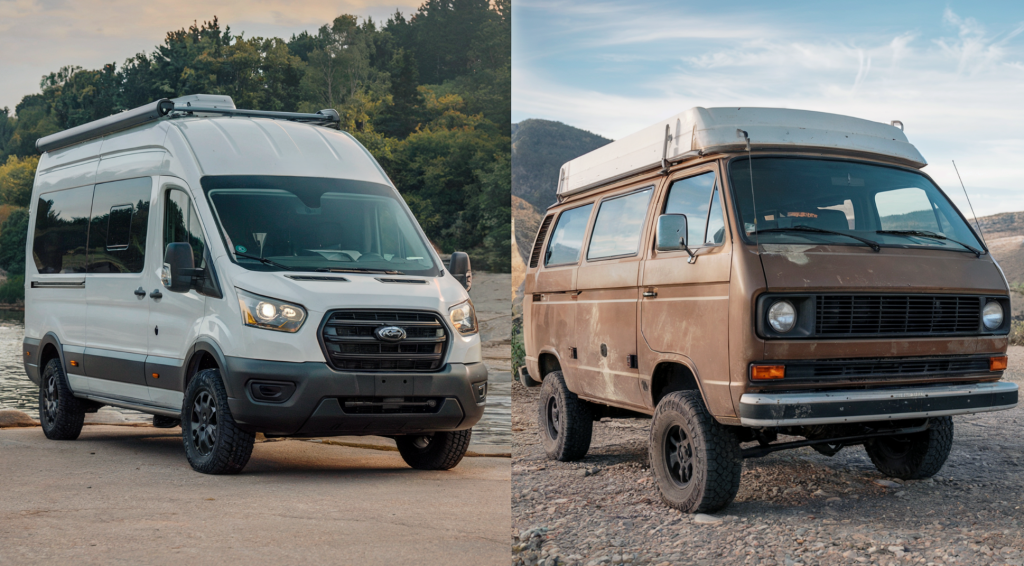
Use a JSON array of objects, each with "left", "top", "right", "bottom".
[{"left": 512, "top": 347, "right": 1024, "bottom": 566}]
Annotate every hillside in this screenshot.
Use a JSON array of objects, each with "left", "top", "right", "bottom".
[
  {"left": 511, "top": 119, "right": 611, "bottom": 213},
  {"left": 979, "top": 211, "right": 1024, "bottom": 288}
]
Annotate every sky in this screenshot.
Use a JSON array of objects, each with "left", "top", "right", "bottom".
[
  {"left": 0, "top": 0, "right": 421, "bottom": 113},
  {"left": 512, "top": 0, "right": 1024, "bottom": 217}
]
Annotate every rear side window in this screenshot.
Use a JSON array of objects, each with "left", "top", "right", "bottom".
[
  {"left": 665, "top": 172, "right": 722, "bottom": 246},
  {"left": 86, "top": 177, "right": 152, "bottom": 273},
  {"left": 32, "top": 186, "right": 93, "bottom": 274},
  {"left": 545, "top": 204, "right": 592, "bottom": 266},
  {"left": 587, "top": 188, "right": 653, "bottom": 260},
  {"left": 164, "top": 189, "right": 206, "bottom": 269}
]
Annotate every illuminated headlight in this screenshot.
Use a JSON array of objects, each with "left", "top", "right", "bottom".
[
  {"left": 983, "top": 301, "right": 1004, "bottom": 330},
  {"left": 448, "top": 300, "right": 478, "bottom": 336},
  {"left": 237, "top": 288, "right": 306, "bottom": 332},
  {"left": 767, "top": 300, "right": 797, "bottom": 333}
]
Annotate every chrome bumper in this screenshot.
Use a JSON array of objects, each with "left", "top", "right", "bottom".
[{"left": 738, "top": 382, "right": 1019, "bottom": 427}]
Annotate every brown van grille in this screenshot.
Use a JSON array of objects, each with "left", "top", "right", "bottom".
[
  {"left": 782, "top": 356, "right": 992, "bottom": 381},
  {"left": 815, "top": 295, "right": 981, "bottom": 336},
  {"left": 529, "top": 215, "right": 555, "bottom": 268},
  {"left": 320, "top": 310, "right": 448, "bottom": 371}
]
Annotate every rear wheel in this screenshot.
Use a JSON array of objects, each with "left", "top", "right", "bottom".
[
  {"left": 181, "top": 369, "right": 255, "bottom": 474},
  {"left": 538, "top": 371, "right": 592, "bottom": 461},
  {"left": 38, "top": 358, "right": 86, "bottom": 440},
  {"left": 396, "top": 430, "right": 472, "bottom": 470},
  {"left": 649, "top": 391, "right": 742, "bottom": 513},
  {"left": 865, "top": 417, "right": 953, "bottom": 479}
]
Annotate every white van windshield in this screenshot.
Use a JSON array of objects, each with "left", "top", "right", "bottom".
[
  {"left": 202, "top": 177, "right": 439, "bottom": 276},
  {"left": 729, "top": 158, "right": 984, "bottom": 254}
]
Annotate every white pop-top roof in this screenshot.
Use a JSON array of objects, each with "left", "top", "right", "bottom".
[{"left": 556, "top": 107, "right": 927, "bottom": 199}]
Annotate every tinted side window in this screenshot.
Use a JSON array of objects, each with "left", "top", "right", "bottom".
[
  {"left": 665, "top": 172, "right": 716, "bottom": 245},
  {"left": 587, "top": 188, "right": 653, "bottom": 260},
  {"left": 545, "top": 204, "right": 593, "bottom": 266},
  {"left": 33, "top": 186, "right": 93, "bottom": 274},
  {"left": 164, "top": 189, "right": 206, "bottom": 269},
  {"left": 87, "top": 177, "right": 152, "bottom": 273}
]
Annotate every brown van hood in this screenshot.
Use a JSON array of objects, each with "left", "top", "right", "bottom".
[{"left": 759, "top": 244, "right": 1008, "bottom": 294}]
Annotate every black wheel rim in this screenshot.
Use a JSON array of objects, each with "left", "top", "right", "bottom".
[
  {"left": 190, "top": 389, "right": 218, "bottom": 456},
  {"left": 545, "top": 396, "right": 561, "bottom": 440},
  {"left": 41, "top": 373, "right": 58, "bottom": 427},
  {"left": 665, "top": 424, "right": 695, "bottom": 488}
]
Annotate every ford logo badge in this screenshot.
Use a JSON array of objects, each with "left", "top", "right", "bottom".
[{"left": 375, "top": 326, "right": 407, "bottom": 342}]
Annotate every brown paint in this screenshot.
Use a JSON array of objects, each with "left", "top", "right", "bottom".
[{"left": 523, "top": 151, "right": 1011, "bottom": 423}]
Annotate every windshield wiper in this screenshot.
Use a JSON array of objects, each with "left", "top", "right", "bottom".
[
  {"left": 876, "top": 229, "right": 982, "bottom": 257},
  {"left": 751, "top": 225, "right": 881, "bottom": 252},
  {"left": 233, "top": 251, "right": 293, "bottom": 270},
  {"left": 315, "top": 267, "right": 405, "bottom": 275}
]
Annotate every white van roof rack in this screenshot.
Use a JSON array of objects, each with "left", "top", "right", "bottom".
[
  {"left": 556, "top": 107, "right": 927, "bottom": 200},
  {"left": 35, "top": 95, "right": 341, "bottom": 153}
]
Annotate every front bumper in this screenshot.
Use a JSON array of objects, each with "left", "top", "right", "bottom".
[
  {"left": 222, "top": 356, "right": 489, "bottom": 436},
  {"left": 738, "top": 381, "right": 1018, "bottom": 427}
]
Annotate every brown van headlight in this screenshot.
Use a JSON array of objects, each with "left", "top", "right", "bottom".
[
  {"left": 767, "top": 300, "right": 797, "bottom": 333},
  {"left": 982, "top": 301, "right": 1003, "bottom": 330}
]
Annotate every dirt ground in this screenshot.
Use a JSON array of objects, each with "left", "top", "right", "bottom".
[{"left": 512, "top": 348, "right": 1024, "bottom": 566}]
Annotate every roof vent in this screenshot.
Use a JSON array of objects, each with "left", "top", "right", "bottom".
[{"left": 171, "top": 94, "right": 236, "bottom": 112}]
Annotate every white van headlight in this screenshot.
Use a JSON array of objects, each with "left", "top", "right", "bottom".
[
  {"left": 237, "top": 289, "right": 306, "bottom": 332},
  {"left": 448, "top": 300, "right": 478, "bottom": 336},
  {"left": 982, "top": 301, "right": 1004, "bottom": 330},
  {"left": 767, "top": 300, "right": 797, "bottom": 333}
]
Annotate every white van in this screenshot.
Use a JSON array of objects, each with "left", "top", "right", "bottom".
[{"left": 21, "top": 95, "right": 487, "bottom": 474}]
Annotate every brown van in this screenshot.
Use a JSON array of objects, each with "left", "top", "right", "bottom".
[{"left": 520, "top": 107, "right": 1018, "bottom": 513}]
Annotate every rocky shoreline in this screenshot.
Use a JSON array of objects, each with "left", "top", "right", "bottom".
[{"left": 512, "top": 348, "right": 1024, "bottom": 566}]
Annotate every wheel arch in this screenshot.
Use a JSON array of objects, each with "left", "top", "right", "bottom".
[
  {"left": 649, "top": 357, "right": 710, "bottom": 410},
  {"left": 185, "top": 338, "right": 229, "bottom": 392}
]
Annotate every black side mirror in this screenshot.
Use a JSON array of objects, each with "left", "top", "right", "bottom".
[
  {"left": 162, "top": 243, "right": 195, "bottom": 292},
  {"left": 656, "top": 213, "right": 696, "bottom": 262},
  {"left": 449, "top": 252, "right": 472, "bottom": 291}
]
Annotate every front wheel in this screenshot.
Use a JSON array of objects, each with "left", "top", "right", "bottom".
[
  {"left": 181, "top": 369, "right": 255, "bottom": 474},
  {"left": 865, "top": 417, "right": 953, "bottom": 479},
  {"left": 396, "top": 430, "right": 472, "bottom": 470},
  {"left": 649, "top": 391, "right": 742, "bottom": 513},
  {"left": 39, "top": 358, "right": 86, "bottom": 440}
]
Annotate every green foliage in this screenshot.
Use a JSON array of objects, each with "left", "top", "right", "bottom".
[
  {"left": 0, "top": 275, "right": 25, "bottom": 304},
  {"left": 0, "top": 155, "right": 39, "bottom": 207},
  {"left": 0, "top": 207, "right": 29, "bottom": 275},
  {"left": 511, "top": 317, "right": 525, "bottom": 381},
  {"left": 2, "top": 2, "right": 511, "bottom": 275},
  {"left": 511, "top": 119, "right": 612, "bottom": 213}
]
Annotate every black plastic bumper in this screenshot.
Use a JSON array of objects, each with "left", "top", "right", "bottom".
[
  {"left": 738, "top": 382, "right": 1018, "bottom": 426},
  {"left": 221, "top": 357, "right": 488, "bottom": 436}
]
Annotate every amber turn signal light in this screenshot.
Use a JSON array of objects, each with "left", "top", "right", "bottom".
[
  {"left": 69, "top": 360, "right": 79, "bottom": 367},
  {"left": 751, "top": 365, "right": 785, "bottom": 380},
  {"left": 990, "top": 356, "right": 1008, "bottom": 371},
  {"left": 152, "top": 373, "right": 160, "bottom": 379}
]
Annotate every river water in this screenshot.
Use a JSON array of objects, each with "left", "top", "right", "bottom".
[{"left": 0, "top": 311, "right": 511, "bottom": 446}]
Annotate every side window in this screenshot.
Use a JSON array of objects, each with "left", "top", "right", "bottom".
[
  {"left": 875, "top": 187, "right": 940, "bottom": 231},
  {"left": 164, "top": 189, "right": 206, "bottom": 269},
  {"left": 587, "top": 187, "right": 653, "bottom": 260},
  {"left": 86, "top": 177, "right": 152, "bottom": 273},
  {"left": 545, "top": 204, "right": 593, "bottom": 266},
  {"left": 32, "top": 186, "right": 93, "bottom": 274},
  {"left": 664, "top": 171, "right": 717, "bottom": 246}
]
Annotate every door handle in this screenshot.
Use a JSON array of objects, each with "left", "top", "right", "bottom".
[
  {"left": 150, "top": 289, "right": 163, "bottom": 300},
  {"left": 643, "top": 291, "right": 658, "bottom": 298},
  {"left": 134, "top": 287, "right": 146, "bottom": 297}
]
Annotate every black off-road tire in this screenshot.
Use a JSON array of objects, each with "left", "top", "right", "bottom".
[
  {"left": 396, "top": 430, "right": 472, "bottom": 470},
  {"left": 181, "top": 369, "right": 255, "bottom": 474},
  {"left": 538, "top": 371, "right": 592, "bottom": 461},
  {"left": 649, "top": 391, "right": 742, "bottom": 513},
  {"left": 865, "top": 417, "right": 953, "bottom": 480},
  {"left": 38, "top": 358, "right": 86, "bottom": 440}
]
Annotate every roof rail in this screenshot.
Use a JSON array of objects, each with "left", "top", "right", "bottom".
[{"left": 35, "top": 98, "right": 342, "bottom": 154}]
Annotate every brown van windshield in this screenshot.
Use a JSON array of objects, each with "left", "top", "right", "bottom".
[{"left": 729, "top": 157, "right": 984, "bottom": 253}]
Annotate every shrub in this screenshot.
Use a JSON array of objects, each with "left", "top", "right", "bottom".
[{"left": 0, "top": 275, "right": 24, "bottom": 304}]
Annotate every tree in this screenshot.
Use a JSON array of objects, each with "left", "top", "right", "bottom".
[
  {"left": 0, "top": 207, "right": 28, "bottom": 275},
  {"left": 0, "top": 155, "right": 39, "bottom": 207}
]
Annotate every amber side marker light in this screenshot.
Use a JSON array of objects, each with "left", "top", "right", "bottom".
[
  {"left": 990, "top": 356, "right": 1008, "bottom": 371},
  {"left": 152, "top": 373, "right": 160, "bottom": 379},
  {"left": 69, "top": 360, "right": 79, "bottom": 367},
  {"left": 752, "top": 365, "right": 785, "bottom": 380}
]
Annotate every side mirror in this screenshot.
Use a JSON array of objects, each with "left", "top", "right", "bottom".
[
  {"left": 656, "top": 214, "right": 688, "bottom": 251},
  {"left": 449, "top": 251, "right": 472, "bottom": 291},
  {"left": 162, "top": 243, "right": 195, "bottom": 292}
]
